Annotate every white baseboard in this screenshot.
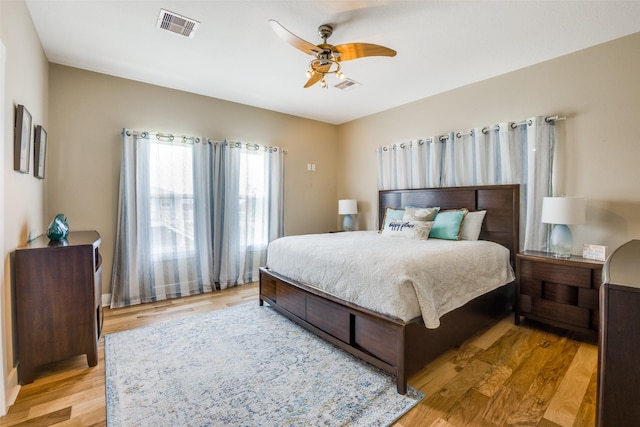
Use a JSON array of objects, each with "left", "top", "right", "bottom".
[
  {"left": 2, "top": 367, "right": 20, "bottom": 415},
  {"left": 102, "top": 293, "right": 111, "bottom": 307}
]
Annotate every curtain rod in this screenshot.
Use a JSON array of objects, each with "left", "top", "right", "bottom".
[
  {"left": 123, "top": 129, "right": 200, "bottom": 143},
  {"left": 207, "top": 139, "right": 287, "bottom": 153},
  {"left": 452, "top": 115, "right": 566, "bottom": 139},
  {"left": 122, "top": 129, "right": 287, "bottom": 153},
  {"left": 378, "top": 114, "right": 566, "bottom": 149}
]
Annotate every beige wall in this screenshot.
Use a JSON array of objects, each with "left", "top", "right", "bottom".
[
  {"left": 3, "top": 2, "right": 639, "bottom": 411},
  {"left": 337, "top": 32, "right": 640, "bottom": 255},
  {"left": 47, "top": 65, "right": 339, "bottom": 298},
  {"left": 1, "top": 0, "right": 48, "bottom": 412}
]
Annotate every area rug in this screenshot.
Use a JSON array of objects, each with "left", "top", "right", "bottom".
[{"left": 105, "top": 303, "right": 424, "bottom": 426}]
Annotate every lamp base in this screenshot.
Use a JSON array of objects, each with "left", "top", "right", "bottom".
[
  {"left": 343, "top": 214, "right": 355, "bottom": 232},
  {"left": 549, "top": 224, "right": 573, "bottom": 259}
]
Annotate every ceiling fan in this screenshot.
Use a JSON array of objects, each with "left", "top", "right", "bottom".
[{"left": 269, "top": 20, "right": 397, "bottom": 89}]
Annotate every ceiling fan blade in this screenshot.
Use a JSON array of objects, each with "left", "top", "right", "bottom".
[
  {"left": 333, "top": 43, "right": 397, "bottom": 61},
  {"left": 303, "top": 64, "right": 330, "bottom": 88},
  {"left": 304, "top": 73, "right": 323, "bottom": 88},
  {"left": 269, "top": 20, "right": 322, "bottom": 56}
]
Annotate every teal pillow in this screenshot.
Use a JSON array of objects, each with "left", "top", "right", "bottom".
[
  {"left": 380, "top": 207, "right": 405, "bottom": 232},
  {"left": 429, "top": 209, "right": 468, "bottom": 240}
]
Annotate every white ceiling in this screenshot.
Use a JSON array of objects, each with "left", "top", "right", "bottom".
[{"left": 25, "top": 1, "right": 640, "bottom": 125}]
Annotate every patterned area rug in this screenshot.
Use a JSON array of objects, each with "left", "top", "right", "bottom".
[{"left": 105, "top": 303, "right": 424, "bottom": 426}]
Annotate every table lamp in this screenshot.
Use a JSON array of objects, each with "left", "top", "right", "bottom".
[
  {"left": 541, "top": 196, "right": 586, "bottom": 258},
  {"left": 338, "top": 199, "right": 358, "bottom": 231}
]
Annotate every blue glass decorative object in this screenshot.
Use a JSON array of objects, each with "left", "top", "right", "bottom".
[{"left": 47, "top": 214, "right": 69, "bottom": 241}]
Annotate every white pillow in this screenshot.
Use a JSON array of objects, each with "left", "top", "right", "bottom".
[
  {"left": 381, "top": 220, "right": 434, "bottom": 240},
  {"left": 459, "top": 210, "right": 487, "bottom": 240},
  {"left": 403, "top": 207, "right": 439, "bottom": 222},
  {"left": 379, "top": 207, "right": 406, "bottom": 233}
]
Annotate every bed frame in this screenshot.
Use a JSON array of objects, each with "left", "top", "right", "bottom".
[{"left": 259, "top": 184, "right": 519, "bottom": 394}]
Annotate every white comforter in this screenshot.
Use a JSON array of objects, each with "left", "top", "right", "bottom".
[{"left": 266, "top": 231, "right": 515, "bottom": 328}]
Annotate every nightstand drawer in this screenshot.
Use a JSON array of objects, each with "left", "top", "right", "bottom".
[
  {"left": 526, "top": 296, "right": 590, "bottom": 328},
  {"left": 578, "top": 288, "right": 599, "bottom": 310},
  {"left": 543, "top": 281, "right": 578, "bottom": 305},
  {"left": 591, "top": 270, "right": 603, "bottom": 288},
  {"left": 520, "top": 278, "right": 541, "bottom": 297},
  {"left": 520, "top": 259, "right": 591, "bottom": 288}
]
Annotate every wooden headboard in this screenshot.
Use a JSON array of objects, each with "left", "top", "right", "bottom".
[{"left": 379, "top": 185, "right": 520, "bottom": 266}]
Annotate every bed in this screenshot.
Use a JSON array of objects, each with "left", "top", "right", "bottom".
[{"left": 259, "top": 184, "right": 519, "bottom": 394}]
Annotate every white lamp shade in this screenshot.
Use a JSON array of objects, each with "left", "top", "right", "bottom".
[
  {"left": 338, "top": 199, "right": 358, "bottom": 215},
  {"left": 541, "top": 197, "right": 586, "bottom": 225}
]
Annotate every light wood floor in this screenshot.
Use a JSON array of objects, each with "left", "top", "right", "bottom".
[{"left": 0, "top": 283, "right": 597, "bottom": 427}]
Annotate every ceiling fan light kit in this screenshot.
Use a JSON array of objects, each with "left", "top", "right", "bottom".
[
  {"left": 269, "top": 20, "right": 396, "bottom": 89},
  {"left": 307, "top": 57, "right": 345, "bottom": 89}
]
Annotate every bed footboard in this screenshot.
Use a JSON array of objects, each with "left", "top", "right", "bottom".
[
  {"left": 259, "top": 267, "right": 514, "bottom": 394},
  {"left": 260, "top": 267, "right": 411, "bottom": 393}
]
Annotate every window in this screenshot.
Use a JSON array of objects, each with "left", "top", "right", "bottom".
[
  {"left": 149, "top": 141, "right": 195, "bottom": 259},
  {"left": 112, "top": 130, "right": 284, "bottom": 307},
  {"left": 239, "top": 149, "right": 267, "bottom": 251}
]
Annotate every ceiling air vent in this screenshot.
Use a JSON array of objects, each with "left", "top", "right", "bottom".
[
  {"left": 334, "top": 78, "right": 362, "bottom": 91},
  {"left": 157, "top": 9, "right": 200, "bottom": 38}
]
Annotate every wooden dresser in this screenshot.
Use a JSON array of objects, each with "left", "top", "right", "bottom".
[
  {"left": 516, "top": 251, "right": 603, "bottom": 338},
  {"left": 14, "top": 231, "right": 103, "bottom": 384},
  {"left": 597, "top": 240, "right": 640, "bottom": 426}
]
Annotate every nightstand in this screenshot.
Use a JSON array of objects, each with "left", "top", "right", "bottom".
[{"left": 516, "top": 251, "right": 604, "bottom": 338}]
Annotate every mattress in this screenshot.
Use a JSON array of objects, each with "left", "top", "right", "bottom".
[{"left": 266, "top": 231, "right": 515, "bottom": 328}]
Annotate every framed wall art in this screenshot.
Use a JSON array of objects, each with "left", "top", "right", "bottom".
[
  {"left": 14, "top": 104, "right": 32, "bottom": 173},
  {"left": 34, "top": 125, "right": 47, "bottom": 179}
]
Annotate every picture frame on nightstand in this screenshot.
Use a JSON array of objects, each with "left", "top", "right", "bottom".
[{"left": 583, "top": 244, "right": 607, "bottom": 261}]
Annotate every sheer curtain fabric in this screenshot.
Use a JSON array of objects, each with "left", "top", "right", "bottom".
[
  {"left": 203, "top": 141, "right": 284, "bottom": 289},
  {"left": 111, "top": 131, "right": 209, "bottom": 307},
  {"left": 111, "top": 131, "right": 284, "bottom": 308},
  {"left": 377, "top": 138, "right": 443, "bottom": 190},
  {"left": 376, "top": 116, "right": 555, "bottom": 251}
]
